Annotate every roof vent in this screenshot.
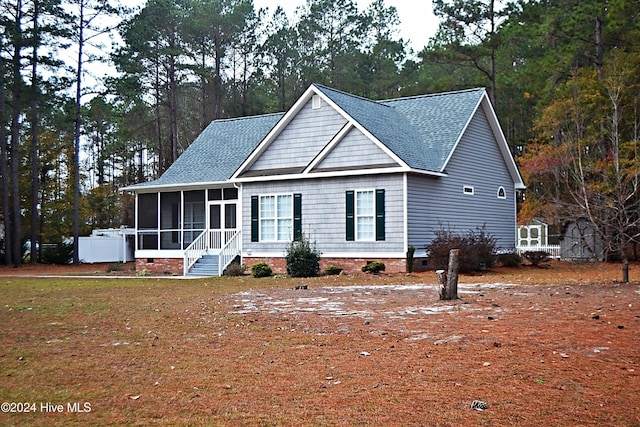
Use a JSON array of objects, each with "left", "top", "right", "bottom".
[{"left": 312, "top": 95, "right": 321, "bottom": 109}]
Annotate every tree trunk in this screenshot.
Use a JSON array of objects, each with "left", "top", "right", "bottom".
[
  {"left": 622, "top": 256, "right": 629, "bottom": 283},
  {"left": 439, "top": 249, "right": 460, "bottom": 300},
  {"left": 30, "top": 100, "right": 39, "bottom": 264},
  {"left": 30, "top": 0, "right": 40, "bottom": 264},
  {"left": 154, "top": 59, "right": 164, "bottom": 174},
  {"left": 0, "top": 85, "right": 11, "bottom": 266},
  {"left": 10, "top": 27, "right": 23, "bottom": 268},
  {"left": 488, "top": 0, "right": 497, "bottom": 106},
  {"left": 213, "top": 29, "right": 223, "bottom": 119},
  {"left": 200, "top": 46, "right": 207, "bottom": 130},
  {"left": 168, "top": 52, "right": 178, "bottom": 164},
  {"left": 10, "top": 103, "right": 21, "bottom": 268},
  {"left": 72, "top": 0, "right": 85, "bottom": 265},
  {"left": 595, "top": 15, "right": 603, "bottom": 73}
]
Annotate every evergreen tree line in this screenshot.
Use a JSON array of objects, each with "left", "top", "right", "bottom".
[{"left": 0, "top": 0, "right": 638, "bottom": 269}]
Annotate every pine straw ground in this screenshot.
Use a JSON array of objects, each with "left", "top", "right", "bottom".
[{"left": 0, "top": 261, "right": 639, "bottom": 426}]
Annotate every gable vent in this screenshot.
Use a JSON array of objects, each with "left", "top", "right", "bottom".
[{"left": 312, "top": 95, "right": 322, "bottom": 109}]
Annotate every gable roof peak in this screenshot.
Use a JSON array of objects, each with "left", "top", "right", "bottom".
[{"left": 312, "top": 83, "right": 394, "bottom": 108}]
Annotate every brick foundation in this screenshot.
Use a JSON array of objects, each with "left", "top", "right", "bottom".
[
  {"left": 135, "top": 255, "right": 417, "bottom": 276},
  {"left": 244, "top": 257, "right": 407, "bottom": 274},
  {"left": 136, "top": 258, "right": 183, "bottom": 275},
  {"left": 244, "top": 257, "right": 287, "bottom": 274}
]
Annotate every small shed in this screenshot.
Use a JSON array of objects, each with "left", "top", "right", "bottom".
[
  {"left": 559, "top": 219, "right": 604, "bottom": 261},
  {"left": 517, "top": 218, "right": 550, "bottom": 247},
  {"left": 79, "top": 228, "right": 135, "bottom": 263}
]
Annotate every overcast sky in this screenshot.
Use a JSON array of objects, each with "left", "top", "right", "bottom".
[{"left": 253, "top": 0, "right": 439, "bottom": 52}]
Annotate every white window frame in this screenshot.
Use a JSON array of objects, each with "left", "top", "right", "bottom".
[
  {"left": 497, "top": 186, "right": 506, "bottom": 199},
  {"left": 355, "top": 189, "right": 375, "bottom": 241},
  {"left": 312, "top": 94, "right": 322, "bottom": 109},
  {"left": 463, "top": 185, "right": 475, "bottom": 196},
  {"left": 259, "top": 194, "right": 293, "bottom": 242},
  {"left": 519, "top": 225, "right": 542, "bottom": 247}
]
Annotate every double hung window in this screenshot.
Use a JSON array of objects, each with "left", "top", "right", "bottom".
[
  {"left": 259, "top": 195, "right": 292, "bottom": 241},
  {"left": 356, "top": 190, "right": 375, "bottom": 240},
  {"left": 251, "top": 194, "right": 302, "bottom": 242},
  {"left": 346, "top": 189, "right": 385, "bottom": 241}
]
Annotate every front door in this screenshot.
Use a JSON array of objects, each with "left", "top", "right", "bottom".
[{"left": 208, "top": 201, "right": 237, "bottom": 249}]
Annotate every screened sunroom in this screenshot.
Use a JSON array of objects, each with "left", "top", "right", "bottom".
[{"left": 135, "top": 187, "right": 239, "bottom": 251}]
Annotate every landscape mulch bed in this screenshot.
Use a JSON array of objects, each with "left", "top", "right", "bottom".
[{"left": 0, "top": 261, "right": 638, "bottom": 426}]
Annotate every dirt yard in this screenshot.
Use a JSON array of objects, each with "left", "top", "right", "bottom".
[{"left": 0, "top": 261, "right": 638, "bottom": 426}]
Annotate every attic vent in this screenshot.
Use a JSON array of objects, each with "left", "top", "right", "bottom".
[
  {"left": 312, "top": 95, "right": 321, "bottom": 109},
  {"left": 463, "top": 185, "right": 474, "bottom": 196}
]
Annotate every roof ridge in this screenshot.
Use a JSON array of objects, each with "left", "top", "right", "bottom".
[
  {"left": 212, "top": 112, "right": 284, "bottom": 123},
  {"left": 380, "top": 87, "right": 486, "bottom": 104}
]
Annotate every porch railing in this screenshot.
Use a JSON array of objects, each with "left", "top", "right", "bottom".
[
  {"left": 183, "top": 229, "right": 241, "bottom": 276},
  {"left": 516, "top": 244, "right": 561, "bottom": 259},
  {"left": 183, "top": 230, "right": 209, "bottom": 275},
  {"left": 209, "top": 229, "right": 238, "bottom": 250},
  {"left": 218, "top": 230, "right": 242, "bottom": 276}
]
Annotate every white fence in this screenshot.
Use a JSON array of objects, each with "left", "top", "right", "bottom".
[
  {"left": 79, "top": 236, "right": 134, "bottom": 263},
  {"left": 516, "top": 244, "right": 561, "bottom": 259}
]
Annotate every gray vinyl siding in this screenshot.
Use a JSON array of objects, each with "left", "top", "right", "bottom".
[
  {"left": 249, "top": 100, "right": 347, "bottom": 171},
  {"left": 243, "top": 175, "right": 405, "bottom": 255},
  {"left": 407, "top": 109, "right": 517, "bottom": 251},
  {"left": 315, "top": 127, "right": 398, "bottom": 170}
]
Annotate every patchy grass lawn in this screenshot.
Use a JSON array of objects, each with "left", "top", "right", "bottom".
[{"left": 0, "top": 261, "right": 639, "bottom": 426}]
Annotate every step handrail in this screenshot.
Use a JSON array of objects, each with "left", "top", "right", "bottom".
[
  {"left": 218, "top": 230, "right": 241, "bottom": 276},
  {"left": 183, "top": 230, "right": 209, "bottom": 275}
]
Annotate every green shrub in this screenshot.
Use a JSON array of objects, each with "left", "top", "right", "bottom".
[
  {"left": 523, "top": 250, "right": 550, "bottom": 267},
  {"left": 498, "top": 251, "right": 522, "bottom": 267},
  {"left": 361, "top": 261, "right": 386, "bottom": 274},
  {"left": 251, "top": 262, "right": 272, "bottom": 278},
  {"left": 41, "top": 240, "right": 73, "bottom": 265},
  {"left": 324, "top": 265, "right": 343, "bottom": 275},
  {"left": 224, "top": 262, "right": 245, "bottom": 276},
  {"left": 406, "top": 245, "right": 416, "bottom": 273},
  {"left": 285, "top": 234, "right": 321, "bottom": 278},
  {"left": 467, "top": 227, "right": 498, "bottom": 269},
  {"left": 425, "top": 225, "right": 497, "bottom": 273}
]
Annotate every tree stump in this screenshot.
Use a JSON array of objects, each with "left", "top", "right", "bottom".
[{"left": 439, "top": 249, "right": 459, "bottom": 300}]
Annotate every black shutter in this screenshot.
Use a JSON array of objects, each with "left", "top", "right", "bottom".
[
  {"left": 376, "top": 189, "right": 385, "bottom": 241},
  {"left": 346, "top": 191, "right": 355, "bottom": 241},
  {"left": 293, "top": 193, "right": 302, "bottom": 241},
  {"left": 251, "top": 196, "right": 259, "bottom": 242}
]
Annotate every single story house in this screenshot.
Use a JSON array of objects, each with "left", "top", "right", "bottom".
[{"left": 123, "top": 84, "right": 525, "bottom": 276}]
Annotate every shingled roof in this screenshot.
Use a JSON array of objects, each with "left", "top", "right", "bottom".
[
  {"left": 127, "top": 113, "right": 284, "bottom": 189},
  {"left": 314, "top": 84, "right": 485, "bottom": 172},
  {"left": 127, "top": 84, "right": 503, "bottom": 190}
]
